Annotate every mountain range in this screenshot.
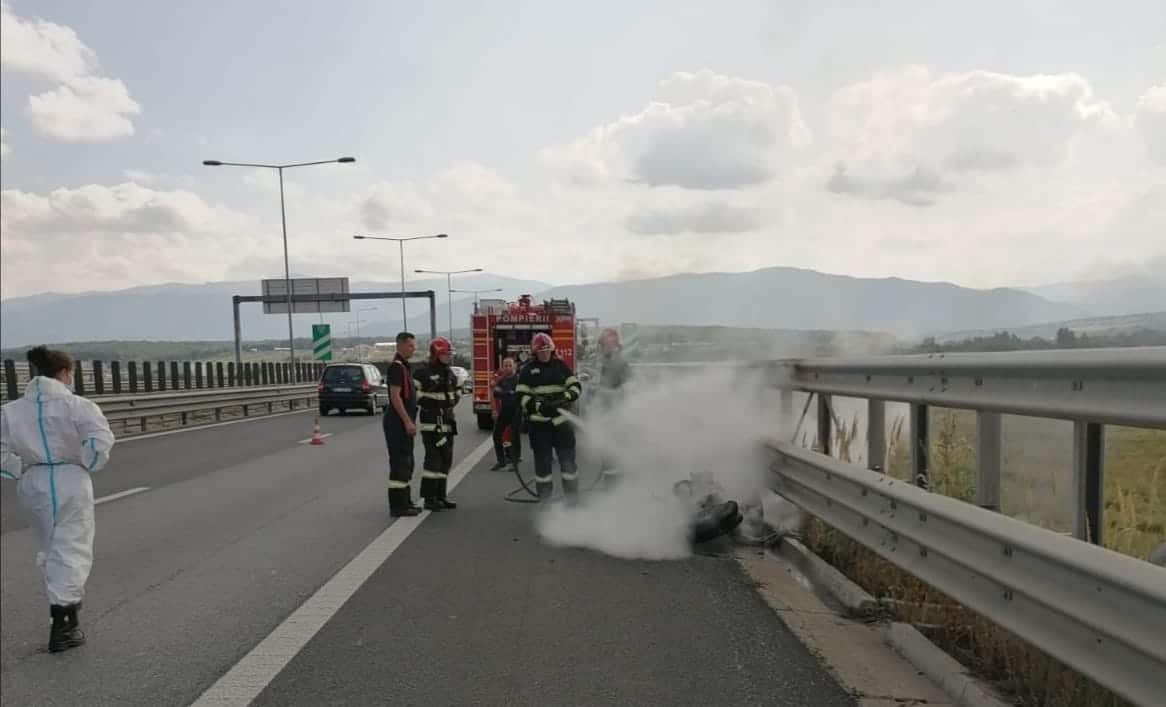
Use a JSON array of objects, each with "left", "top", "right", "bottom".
[{"left": 1, "top": 266, "right": 1161, "bottom": 349}]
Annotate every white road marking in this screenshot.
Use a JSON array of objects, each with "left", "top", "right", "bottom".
[
  {"left": 95, "top": 487, "right": 150, "bottom": 505},
  {"left": 120, "top": 408, "right": 314, "bottom": 443},
  {"left": 189, "top": 436, "right": 494, "bottom": 707},
  {"left": 296, "top": 433, "right": 335, "bottom": 444}
]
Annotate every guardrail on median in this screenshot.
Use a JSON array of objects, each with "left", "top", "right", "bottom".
[
  {"left": 2, "top": 358, "right": 327, "bottom": 403},
  {"left": 765, "top": 347, "right": 1166, "bottom": 707},
  {"left": 96, "top": 384, "right": 320, "bottom": 437}
]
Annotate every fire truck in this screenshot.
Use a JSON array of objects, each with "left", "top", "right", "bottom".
[{"left": 470, "top": 294, "right": 577, "bottom": 430}]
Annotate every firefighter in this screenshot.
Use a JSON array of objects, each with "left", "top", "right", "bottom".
[
  {"left": 383, "top": 331, "right": 421, "bottom": 517},
  {"left": 597, "top": 327, "right": 631, "bottom": 409},
  {"left": 595, "top": 327, "right": 632, "bottom": 487},
  {"left": 415, "top": 336, "right": 461, "bottom": 510},
  {"left": 490, "top": 356, "right": 522, "bottom": 470},
  {"left": 516, "top": 332, "right": 582, "bottom": 502}
]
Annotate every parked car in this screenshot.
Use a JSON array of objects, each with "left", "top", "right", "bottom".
[
  {"left": 450, "top": 366, "right": 472, "bottom": 394},
  {"left": 317, "top": 362, "right": 388, "bottom": 416}
]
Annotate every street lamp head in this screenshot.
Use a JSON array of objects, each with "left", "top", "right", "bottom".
[
  {"left": 436, "top": 233, "right": 449, "bottom": 239},
  {"left": 472, "top": 268, "right": 484, "bottom": 272},
  {"left": 353, "top": 235, "right": 365, "bottom": 240},
  {"left": 202, "top": 160, "right": 222, "bottom": 166},
  {"left": 337, "top": 157, "right": 356, "bottom": 163}
]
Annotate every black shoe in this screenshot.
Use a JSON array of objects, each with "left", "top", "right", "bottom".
[
  {"left": 390, "top": 506, "right": 421, "bottom": 517},
  {"left": 438, "top": 498, "right": 458, "bottom": 509},
  {"left": 48, "top": 604, "right": 85, "bottom": 653},
  {"left": 423, "top": 498, "right": 445, "bottom": 511},
  {"left": 490, "top": 461, "right": 508, "bottom": 471}
]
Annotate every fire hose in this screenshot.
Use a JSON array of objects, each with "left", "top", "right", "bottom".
[{"left": 503, "top": 401, "right": 607, "bottom": 504}]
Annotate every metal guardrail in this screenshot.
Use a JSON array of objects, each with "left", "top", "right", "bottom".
[
  {"left": 784, "top": 346, "right": 1166, "bottom": 429},
  {"left": 767, "top": 440, "right": 1166, "bottom": 707},
  {"left": 762, "top": 347, "right": 1166, "bottom": 707},
  {"left": 96, "top": 385, "right": 319, "bottom": 436}
]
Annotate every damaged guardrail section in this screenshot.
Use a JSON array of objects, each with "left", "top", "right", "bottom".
[{"left": 764, "top": 346, "right": 1166, "bottom": 707}]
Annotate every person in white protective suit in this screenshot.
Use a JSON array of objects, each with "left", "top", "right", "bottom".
[{"left": 0, "top": 345, "right": 115, "bottom": 653}]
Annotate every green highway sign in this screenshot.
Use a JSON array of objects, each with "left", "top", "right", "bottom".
[{"left": 312, "top": 324, "right": 333, "bottom": 361}]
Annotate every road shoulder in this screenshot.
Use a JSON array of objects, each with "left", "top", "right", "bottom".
[{"left": 737, "top": 546, "right": 955, "bottom": 707}]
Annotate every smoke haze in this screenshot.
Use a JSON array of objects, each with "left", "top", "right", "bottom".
[{"left": 534, "top": 364, "right": 786, "bottom": 560}]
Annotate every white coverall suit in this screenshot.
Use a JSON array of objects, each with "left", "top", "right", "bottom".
[{"left": 0, "top": 376, "right": 115, "bottom": 605}]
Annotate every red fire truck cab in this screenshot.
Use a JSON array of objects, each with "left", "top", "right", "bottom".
[{"left": 471, "top": 294, "right": 576, "bottom": 430}]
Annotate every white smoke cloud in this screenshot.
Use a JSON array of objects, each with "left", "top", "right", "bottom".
[{"left": 533, "top": 364, "right": 786, "bottom": 560}]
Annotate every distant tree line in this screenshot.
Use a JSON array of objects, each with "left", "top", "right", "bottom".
[{"left": 903, "top": 327, "right": 1166, "bottom": 354}]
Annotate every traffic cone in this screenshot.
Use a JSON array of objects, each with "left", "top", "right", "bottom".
[{"left": 310, "top": 417, "right": 325, "bottom": 445}]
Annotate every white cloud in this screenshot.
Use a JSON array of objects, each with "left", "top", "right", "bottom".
[
  {"left": 122, "top": 169, "right": 155, "bottom": 184},
  {"left": 0, "top": 182, "right": 252, "bottom": 295},
  {"left": 542, "top": 69, "right": 810, "bottom": 190},
  {"left": 0, "top": 127, "right": 10, "bottom": 158},
  {"left": 0, "top": 1, "right": 141, "bottom": 141},
  {"left": 357, "top": 162, "right": 523, "bottom": 232},
  {"left": 626, "top": 201, "right": 764, "bottom": 236},
  {"left": 1135, "top": 84, "right": 1166, "bottom": 165},
  {"left": 2, "top": 65, "right": 1162, "bottom": 301},
  {"left": 825, "top": 67, "right": 1118, "bottom": 204}
]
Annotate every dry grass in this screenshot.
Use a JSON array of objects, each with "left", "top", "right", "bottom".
[{"left": 797, "top": 399, "right": 1163, "bottom": 707}]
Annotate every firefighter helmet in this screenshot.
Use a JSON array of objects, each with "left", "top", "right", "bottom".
[
  {"left": 430, "top": 336, "right": 453, "bottom": 358},
  {"left": 531, "top": 332, "right": 555, "bottom": 353},
  {"left": 599, "top": 327, "right": 621, "bottom": 351}
]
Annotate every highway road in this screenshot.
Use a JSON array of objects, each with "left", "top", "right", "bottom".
[{"left": 1, "top": 401, "right": 856, "bottom": 706}]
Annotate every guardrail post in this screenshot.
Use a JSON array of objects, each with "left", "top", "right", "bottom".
[
  {"left": 228, "top": 362, "right": 236, "bottom": 387},
  {"left": 261, "top": 363, "right": 269, "bottom": 386},
  {"left": 911, "top": 403, "right": 930, "bottom": 490},
  {"left": 183, "top": 362, "right": 192, "bottom": 389},
  {"left": 74, "top": 361, "right": 86, "bottom": 396},
  {"left": 170, "top": 362, "right": 180, "bottom": 390},
  {"left": 129, "top": 361, "right": 139, "bottom": 392},
  {"left": 779, "top": 387, "right": 794, "bottom": 441},
  {"left": 1072, "top": 421, "right": 1105, "bottom": 545},
  {"left": 250, "top": 363, "right": 259, "bottom": 385},
  {"left": 4, "top": 360, "right": 17, "bottom": 400},
  {"left": 195, "top": 362, "right": 204, "bottom": 389},
  {"left": 93, "top": 361, "right": 105, "bottom": 395},
  {"left": 867, "top": 400, "right": 886, "bottom": 472},
  {"left": 976, "top": 412, "right": 1002, "bottom": 511},
  {"left": 268, "top": 362, "right": 277, "bottom": 385},
  {"left": 156, "top": 362, "right": 166, "bottom": 390},
  {"left": 143, "top": 362, "right": 153, "bottom": 392},
  {"left": 816, "top": 394, "right": 832, "bottom": 456},
  {"left": 216, "top": 362, "right": 225, "bottom": 387},
  {"left": 111, "top": 361, "right": 122, "bottom": 394}
]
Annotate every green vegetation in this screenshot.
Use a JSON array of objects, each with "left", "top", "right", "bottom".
[{"left": 903, "top": 327, "right": 1166, "bottom": 354}]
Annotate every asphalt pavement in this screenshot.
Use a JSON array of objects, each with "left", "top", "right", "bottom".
[
  {"left": 1, "top": 404, "right": 482, "bottom": 706},
  {"left": 2, "top": 401, "right": 855, "bottom": 707}
]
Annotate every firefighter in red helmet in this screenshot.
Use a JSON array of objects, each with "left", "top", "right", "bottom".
[
  {"left": 414, "top": 336, "right": 461, "bottom": 510},
  {"left": 516, "top": 332, "right": 583, "bottom": 501},
  {"left": 595, "top": 326, "right": 632, "bottom": 487}
]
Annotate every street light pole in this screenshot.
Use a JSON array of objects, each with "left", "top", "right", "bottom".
[
  {"left": 353, "top": 234, "right": 448, "bottom": 335},
  {"left": 203, "top": 156, "right": 355, "bottom": 377},
  {"left": 414, "top": 267, "right": 483, "bottom": 340},
  {"left": 277, "top": 167, "right": 293, "bottom": 375}
]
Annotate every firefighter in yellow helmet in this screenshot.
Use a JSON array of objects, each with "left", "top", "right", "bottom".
[{"left": 516, "top": 332, "right": 582, "bottom": 501}]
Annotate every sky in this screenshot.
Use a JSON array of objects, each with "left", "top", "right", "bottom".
[{"left": 1, "top": 0, "right": 1164, "bottom": 300}]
